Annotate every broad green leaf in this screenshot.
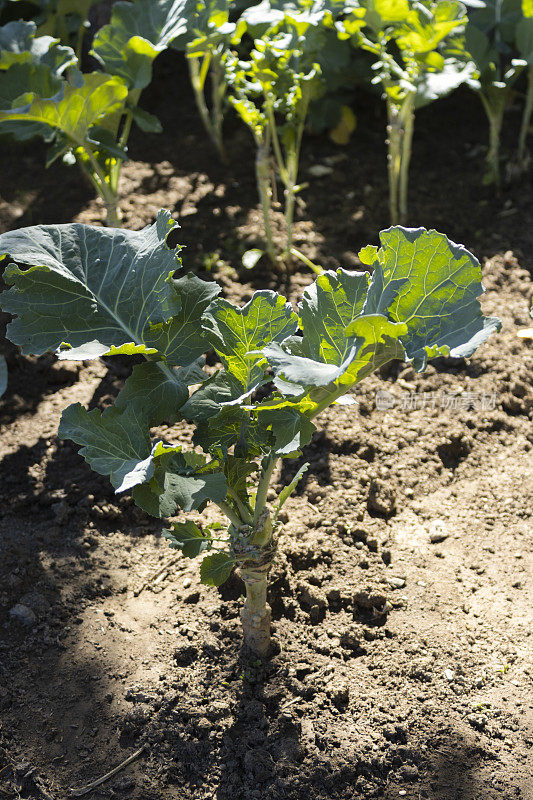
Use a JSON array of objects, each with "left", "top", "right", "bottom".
[
  {"left": 274, "top": 461, "right": 309, "bottom": 521},
  {"left": 263, "top": 314, "right": 406, "bottom": 389},
  {"left": 0, "top": 72, "right": 128, "bottom": 144},
  {"left": 181, "top": 370, "right": 245, "bottom": 422},
  {"left": 224, "top": 456, "right": 257, "bottom": 504},
  {"left": 358, "top": 244, "right": 378, "bottom": 266},
  {"left": 163, "top": 520, "right": 212, "bottom": 557},
  {"left": 200, "top": 552, "right": 235, "bottom": 587},
  {"left": 0, "top": 209, "right": 182, "bottom": 357},
  {"left": 299, "top": 269, "right": 370, "bottom": 365},
  {"left": 0, "top": 355, "right": 7, "bottom": 398},
  {"left": 0, "top": 62, "right": 63, "bottom": 113},
  {"left": 58, "top": 402, "right": 150, "bottom": 490},
  {"left": 195, "top": 405, "right": 271, "bottom": 458},
  {"left": 129, "top": 104, "right": 163, "bottom": 132},
  {"left": 92, "top": 0, "right": 189, "bottom": 89},
  {"left": 145, "top": 273, "right": 220, "bottom": 366},
  {"left": 132, "top": 446, "right": 227, "bottom": 516},
  {"left": 114, "top": 361, "right": 188, "bottom": 425},
  {"left": 368, "top": 227, "right": 502, "bottom": 370},
  {"left": 257, "top": 406, "right": 316, "bottom": 456},
  {"left": 0, "top": 20, "right": 76, "bottom": 74},
  {"left": 202, "top": 290, "right": 298, "bottom": 392}
]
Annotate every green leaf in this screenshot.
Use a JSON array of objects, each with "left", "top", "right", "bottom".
[
  {"left": 58, "top": 402, "right": 151, "bottom": 490},
  {"left": 224, "top": 455, "right": 257, "bottom": 504},
  {"left": 195, "top": 405, "right": 270, "bottom": 458},
  {"left": 0, "top": 72, "right": 128, "bottom": 145},
  {"left": 373, "top": 0, "right": 410, "bottom": 22},
  {"left": 129, "top": 104, "right": 163, "bottom": 133},
  {"left": 257, "top": 406, "right": 316, "bottom": 456},
  {"left": 0, "top": 209, "right": 182, "bottom": 357},
  {"left": 263, "top": 314, "right": 405, "bottom": 389},
  {"left": 274, "top": 461, "right": 309, "bottom": 521},
  {"left": 368, "top": 227, "right": 502, "bottom": 370},
  {"left": 145, "top": 272, "right": 221, "bottom": 366},
  {"left": 181, "top": 370, "right": 245, "bottom": 422},
  {"left": 358, "top": 244, "right": 378, "bottom": 266},
  {"left": 114, "top": 361, "right": 188, "bottom": 425},
  {"left": 517, "top": 17, "right": 533, "bottom": 63},
  {"left": 0, "top": 62, "right": 63, "bottom": 115},
  {"left": 299, "top": 269, "right": 370, "bottom": 366},
  {"left": 202, "top": 290, "right": 298, "bottom": 392},
  {"left": 0, "top": 354, "right": 7, "bottom": 398},
  {"left": 0, "top": 20, "right": 76, "bottom": 74},
  {"left": 132, "top": 446, "right": 227, "bottom": 516},
  {"left": 87, "top": 123, "right": 129, "bottom": 160},
  {"left": 163, "top": 520, "right": 212, "bottom": 557},
  {"left": 91, "top": 0, "right": 189, "bottom": 89},
  {"left": 200, "top": 551, "right": 235, "bottom": 587}
]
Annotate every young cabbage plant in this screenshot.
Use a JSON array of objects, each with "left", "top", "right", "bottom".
[
  {"left": 0, "top": 2, "right": 184, "bottom": 227},
  {"left": 171, "top": 0, "right": 243, "bottom": 163},
  {"left": 0, "top": 20, "right": 131, "bottom": 226},
  {"left": 465, "top": 0, "right": 528, "bottom": 185},
  {"left": 0, "top": 210, "right": 500, "bottom": 655},
  {"left": 224, "top": 6, "right": 324, "bottom": 266},
  {"left": 340, "top": 0, "right": 472, "bottom": 223},
  {"left": 89, "top": 0, "right": 191, "bottom": 223}
]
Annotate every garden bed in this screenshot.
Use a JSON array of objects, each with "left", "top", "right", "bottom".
[{"left": 0, "top": 54, "right": 532, "bottom": 800}]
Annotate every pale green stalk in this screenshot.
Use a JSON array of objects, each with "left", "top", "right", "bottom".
[
  {"left": 387, "top": 99, "right": 402, "bottom": 225},
  {"left": 255, "top": 132, "right": 277, "bottom": 264},
  {"left": 266, "top": 101, "right": 308, "bottom": 258},
  {"left": 479, "top": 89, "right": 506, "bottom": 188},
  {"left": 188, "top": 54, "right": 226, "bottom": 162},
  {"left": 211, "top": 55, "right": 227, "bottom": 163},
  {"left": 399, "top": 94, "right": 415, "bottom": 225}
]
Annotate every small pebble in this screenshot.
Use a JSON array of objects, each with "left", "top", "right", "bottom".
[
  {"left": 9, "top": 604, "right": 36, "bottom": 626},
  {"left": 388, "top": 577, "right": 405, "bottom": 589}
]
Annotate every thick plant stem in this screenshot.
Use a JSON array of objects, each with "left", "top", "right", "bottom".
[
  {"left": 240, "top": 568, "right": 271, "bottom": 656},
  {"left": 255, "top": 136, "right": 277, "bottom": 264},
  {"left": 398, "top": 96, "right": 414, "bottom": 225},
  {"left": 518, "top": 65, "right": 533, "bottom": 165},
  {"left": 238, "top": 509, "right": 275, "bottom": 656},
  {"left": 104, "top": 198, "right": 121, "bottom": 227}
]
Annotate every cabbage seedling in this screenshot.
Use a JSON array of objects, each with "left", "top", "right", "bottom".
[
  {"left": 0, "top": 1, "right": 185, "bottom": 226},
  {"left": 465, "top": 0, "right": 531, "bottom": 184},
  {"left": 0, "top": 213, "right": 500, "bottom": 654},
  {"left": 224, "top": 5, "right": 325, "bottom": 265},
  {"left": 171, "top": 1, "right": 244, "bottom": 163},
  {"left": 340, "top": 0, "right": 472, "bottom": 223}
]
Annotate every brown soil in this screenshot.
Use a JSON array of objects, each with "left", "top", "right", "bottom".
[{"left": 0, "top": 51, "right": 532, "bottom": 800}]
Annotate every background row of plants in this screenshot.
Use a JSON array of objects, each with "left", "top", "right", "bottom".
[{"left": 0, "top": 0, "right": 532, "bottom": 262}]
